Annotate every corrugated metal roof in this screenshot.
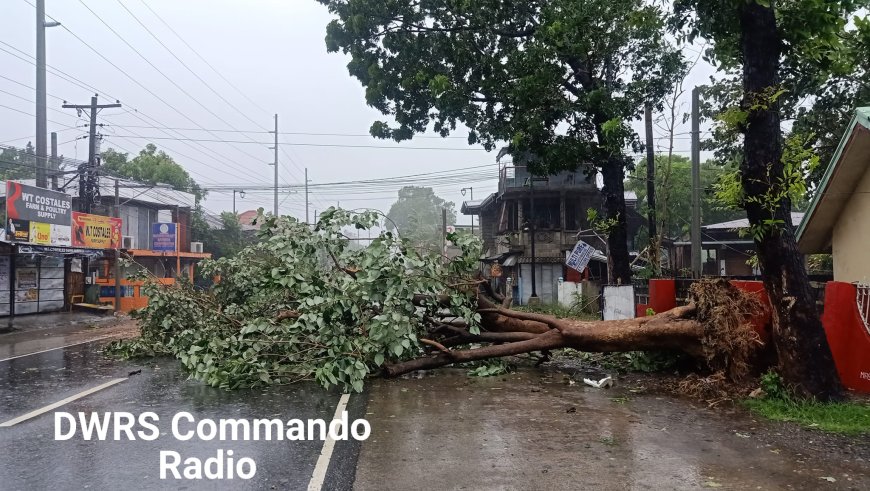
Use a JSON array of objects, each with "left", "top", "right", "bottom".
[
  {"left": 704, "top": 212, "right": 804, "bottom": 230},
  {"left": 0, "top": 178, "right": 197, "bottom": 209}
]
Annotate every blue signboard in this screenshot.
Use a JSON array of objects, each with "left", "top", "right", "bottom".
[{"left": 152, "top": 222, "right": 177, "bottom": 252}]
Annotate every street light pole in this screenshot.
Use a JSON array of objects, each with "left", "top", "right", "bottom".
[
  {"left": 461, "top": 187, "right": 474, "bottom": 236},
  {"left": 232, "top": 189, "right": 245, "bottom": 214}
]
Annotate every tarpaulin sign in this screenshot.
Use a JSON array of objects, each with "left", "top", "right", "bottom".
[
  {"left": 7, "top": 218, "right": 30, "bottom": 242},
  {"left": 566, "top": 240, "right": 595, "bottom": 273},
  {"left": 152, "top": 222, "right": 177, "bottom": 252},
  {"left": 72, "top": 212, "right": 122, "bottom": 249}
]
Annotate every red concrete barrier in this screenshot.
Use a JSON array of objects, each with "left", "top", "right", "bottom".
[
  {"left": 649, "top": 279, "right": 676, "bottom": 315},
  {"left": 636, "top": 279, "right": 676, "bottom": 317},
  {"left": 821, "top": 281, "right": 870, "bottom": 393}
]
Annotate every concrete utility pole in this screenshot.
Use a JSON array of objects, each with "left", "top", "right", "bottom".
[
  {"left": 644, "top": 105, "right": 659, "bottom": 275},
  {"left": 50, "top": 131, "right": 58, "bottom": 190},
  {"left": 114, "top": 179, "right": 121, "bottom": 313},
  {"left": 691, "top": 87, "right": 702, "bottom": 278},
  {"left": 528, "top": 176, "right": 538, "bottom": 303},
  {"left": 272, "top": 114, "right": 279, "bottom": 216},
  {"left": 305, "top": 168, "right": 309, "bottom": 224},
  {"left": 35, "top": 0, "right": 60, "bottom": 188},
  {"left": 63, "top": 95, "right": 121, "bottom": 213}
]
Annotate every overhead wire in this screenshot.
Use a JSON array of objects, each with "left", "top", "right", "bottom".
[
  {"left": 1, "top": 35, "right": 271, "bottom": 186},
  {"left": 113, "top": 0, "right": 270, "bottom": 132},
  {"left": 136, "top": 0, "right": 273, "bottom": 119},
  {"left": 73, "top": 0, "right": 272, "bottom": 166},
  {"left": 17, "top": 0, "right": 275, "bottom": 186}
]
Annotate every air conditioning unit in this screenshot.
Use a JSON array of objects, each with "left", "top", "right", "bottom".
[
  {"left": 122, "top": 236, "right": 135, "bottom": 249},
  {"left": 190, "top": 242, "right": 204, "bottom": 253}
]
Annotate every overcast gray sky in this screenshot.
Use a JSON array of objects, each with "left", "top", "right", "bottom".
[{"left": 1, "top": 0, "right": 712, "bottom": 224}]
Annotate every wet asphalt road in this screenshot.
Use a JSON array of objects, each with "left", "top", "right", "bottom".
[{"left": 0, "top": 339, "right": 365, "bottom": 490}]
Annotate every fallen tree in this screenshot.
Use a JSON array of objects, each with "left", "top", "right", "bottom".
[{"left": 109, "top": 210, "right": 762, "bottom": 393}]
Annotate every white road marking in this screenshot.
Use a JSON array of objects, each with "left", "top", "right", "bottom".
[
  {"left": 0, "top": 377, "right": 128, "bottom": 427},
  {"left": 307, "top": 393, "right": 351, "bottom": 491},
  {"left": 0, "top": 336, "right": 114, "bottom": 363}
]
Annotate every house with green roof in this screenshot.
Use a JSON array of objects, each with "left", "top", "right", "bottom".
[{"left": 797, "top": 107, "right": 870, "bottom": 283}]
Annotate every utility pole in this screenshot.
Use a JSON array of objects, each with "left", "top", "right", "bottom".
[
  {"left": 35, "top": 0, "right": 46, "bottom": 188},
  {"left": 644, "top": 105, "right": 659, "bottom": 275},
  {"left": 528, "top": 176, "right": 538, "bottom": 303},
  {"left": 270, "top": 114, "right": 279, "bottom": 216},
  {"left": 50, "top": 131, "right": 58, "bottom": 190},
  {"left": 305, "top": 168, "right": 309, "bottom": 224},
  {"left": 114, "top": 179, "right": 121, "bottom": 313},
  {"left": 35, "top": 0, "right": 59, "bottom": 188},
  {"left": 691, "top": 87, "right": 702, "bottom": 278},
  {"left": 63, "top": 95, "right": 121, "bottom": 213}
]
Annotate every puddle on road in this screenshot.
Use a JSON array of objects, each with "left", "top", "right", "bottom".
[{"left": 355, "top": 369, "right": 869, "bottom": 490}]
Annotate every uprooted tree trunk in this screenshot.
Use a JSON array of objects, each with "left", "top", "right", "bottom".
[{"left": 386, "top": 279, "right": 764, "bottom": 383}]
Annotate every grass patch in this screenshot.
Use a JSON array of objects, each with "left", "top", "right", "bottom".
[
  {"left": 513, "top": 303, "right": 598, "bottom": 321},
  {"left": 744, "top": 397, "right": 870, "bottom": 435}
]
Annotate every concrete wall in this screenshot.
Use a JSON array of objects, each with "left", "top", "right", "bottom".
[
  {"left": 557, "top": 280, "right": 600, "bottom": 311},
  {"left": 832, "top": 164, "right": 870, "bottom": 283},
  {"left": 603, "top": 285, "right": 635, "bottom": 320}
]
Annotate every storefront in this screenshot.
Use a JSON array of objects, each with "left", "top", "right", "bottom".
[{"left": 0, "top": 241, "right": 104, "bottom": 317}]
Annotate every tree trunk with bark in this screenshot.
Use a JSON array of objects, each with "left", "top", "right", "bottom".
[
  {"left": 600, "top": 158, "right": 632, "bottom": 285},
  {"left": 738, "top": 2, "right": 842, "bottom": 400},
  {"left": 386, "top": 279, "right": 762, "bottom": 381}
]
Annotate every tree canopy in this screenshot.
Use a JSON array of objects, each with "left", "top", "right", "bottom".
[
  {"left": 386, "top": 186, "right": 455, "bottom": 250},
  {"left": 318, "top": 0, "right": 686, "bottom": 283},
  {"left": 0, "top": 143, "right": 37, "bottom": 181},
  {"left": 190, "top": 211, "right": 253, "bottom": 260},
  {"left": 101, "top": 143, "right": 203, "bottom": 200}
]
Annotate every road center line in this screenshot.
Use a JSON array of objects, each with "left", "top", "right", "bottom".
[
  {"left": 307, "top": 393, "right": 351, "bottom": 491},
  {"left": 0, "top": 336, "right": 114, "bottom": 363},
  {"left": 0, "top": 377, "right": 128, "bottom": 428}
]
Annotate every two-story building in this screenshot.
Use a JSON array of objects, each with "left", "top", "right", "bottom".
[{"left": 462, "top": 155, "right": 636, "bottom": 304}]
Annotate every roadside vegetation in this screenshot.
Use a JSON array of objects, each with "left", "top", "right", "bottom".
[{"left": 745, "top": 372, "right": 870, "bottom": 435}]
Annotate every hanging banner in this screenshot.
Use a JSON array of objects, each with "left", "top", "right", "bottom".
[
  {"left": 71, "top": 212, "right": 123, "bottom": 249},
  {"left": 152, "top": 223, "right": 177, "bottom": 252},
  {"left": 5, "top": 181, "right": 73, "bottom": 246}
]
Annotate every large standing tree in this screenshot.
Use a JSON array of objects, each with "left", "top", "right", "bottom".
[
  {"left": 101, "top": 144, "right": 202, "bottom": 200},
  {"left": 386, "top": 186, "right": 456, "bottom": 250},
  {"left": 317, "top": 0, "right": 684, "bottom": 284},
  {"left": 673, "top": 0, "right": 869, "bottom": 400}
]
